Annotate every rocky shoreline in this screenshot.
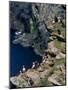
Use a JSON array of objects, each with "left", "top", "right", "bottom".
[
  {"left": 10, "top": 2, "right": 66, "bottom": 88},
  {"left": 10, "top": 40, "right": 66, "bottom": 88}
]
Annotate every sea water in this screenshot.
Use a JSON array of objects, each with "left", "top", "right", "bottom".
[{"left": 10, "top": 29, "right": 42, "bottom": 76}]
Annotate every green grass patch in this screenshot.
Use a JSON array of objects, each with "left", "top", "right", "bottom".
[
  {"left": 52, "top": 58, "right": 65, "bottom": 71},
  {"left": 49, "top": 58, "right": 65, "bottom": 73},
  {"left": 39, "top": 77, "right": 52, "bottom": 86},
  {"left": 55, "top": 58, "right": 65, "bottom": 66},
  {"left": 55, "top": 39, "right": 61, "bottom": 49}
]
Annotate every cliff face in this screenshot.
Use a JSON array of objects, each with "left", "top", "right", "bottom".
[
  {"left": 10, "top": 2, "right": 66, "bottom": 88},
  {"left": 10, "top": 2, "right": 66, "bottom": 56},
  {"left": 10, "top": 30, "right": 66, "bottom": 88},
  {"left": 10, "top": 47, "right": 65, "bottom": 88}
]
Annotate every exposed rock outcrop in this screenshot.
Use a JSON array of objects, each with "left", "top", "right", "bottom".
[
  {"left": 10, "top": 2, "right": 66, "bottom": 88},
  {"left": 10, "top": 56, "right": 65, "bottom": 87}
]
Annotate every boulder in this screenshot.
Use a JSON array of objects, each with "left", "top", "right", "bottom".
[
  {"left": 10, "top": 76, "right": 29, "bottom": 88},
  {"left": 37, "top": 67, "right": 44, "bottom": 72},
  {"left": 48, "top": 75, "right": 61, "bottom": 85},
  {"left": 25, "top": 70, "right": 40, "bottom": 85},
  {"left": 10, "top": 76, "right": 19, "bottom": 86},
  {"left": 48, "top": 41, "right": 59, "bottom": 56},
  {"left": 56, "top": 34, "right": 65, "bottom": 42},
  {"left": 60, "top": 42, "right": 66, "bottom": 54},
  {"left": 40, "top": 69, "right": 52, "bottom": 78},
  {"left": 56, "top": 52, "right": 65, "bottom": 59}
]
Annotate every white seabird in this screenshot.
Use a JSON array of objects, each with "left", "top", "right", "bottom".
[
  {"left": 15, "top": 31, "right": 22, "bottom": 35},
  {"left": 32, "top": 62, "right": 35, "bottom": 69},
  {"left": 19, "top": 70, "right": 23, "bottom": 76},
  {"left": 22, "top": 65, "right": 26, "bottom": 72},
  {"left": 19, "top": 70, "right": 22, "bottom": 74},
  {"left": 52, "top": 19, "right": 55, "bottom": 24},
  {"left": 57, "top": 16, "right": 61, "bottom": 23},
  {"left": 42, "top": 59, "right": 45, "bottom": 63}
]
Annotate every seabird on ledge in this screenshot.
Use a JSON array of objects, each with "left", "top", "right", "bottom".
[
  {"left": 32, "top": 62, "right": 35, "bottom": 69},
  {"left": 15, "top": 31, "right": 22, "bottom": 35},
  {"left": 22, "top": 65, "right": 26, "bottom": 72}
]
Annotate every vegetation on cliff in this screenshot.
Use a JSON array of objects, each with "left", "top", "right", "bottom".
[{"left": 10, "top": 1, "right": 66, "bottom": 88}]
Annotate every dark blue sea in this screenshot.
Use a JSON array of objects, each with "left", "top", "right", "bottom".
[{"left": 10, "top": 29, "right": 42, "bottom": 76}]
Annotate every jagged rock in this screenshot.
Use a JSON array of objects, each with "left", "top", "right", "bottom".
[
  {"left": 10, "top": 76, "right": 19, "bottom": 86},
  {"left": 10, "top": 57, "right": 65, "bottom": 87},
  {"left": 45, "top": 60, "right": 54, "bottom": 67},
  {"left": 10, "top": 2, "right": 66, "bottom": 87},
  {"left": 48, "top": 52, "right": 56, "bottom": 57},
  {"left": 48, "top": 41, "right": 59, "bottom": 56},
  {"left": 25, "top": 70, "right": 40, "bottom": 85},
  {"left": 10, "top": 76, "right": 29, "bottom": 88},
  {"left": 59, "top": 65, "right": 65, "bottom": 74},
  {"left": 48, "top": 65, "right": 65, "bottom": 86},
  {"left": 56, "top": 34, "right": 65, "bottom": 42},
  {"left": 40, "top": 62, "right": 50, "bottom": 70},
  {"left": 49, "top": 62, "right": 55, "bottom": 67},
  {"left": 37, "top": 67, "right": 44, "bottom": 72},
  {"left": 48, "top": 75, "right": 61, "bottom": 85},
  {"left": 51, "top": 33, "right": 65, "bottom": 42},
  {"left": 56, "top": 52, "right": 65, "bottom": 59},
  {"left": 49, "top": 36, "right": 54, "bottom": 41},
  {"left": 10, "top": 2, "right": 66, "bottom": 56},
  {"left": 40, "top": 69, "right": 52, "bottom": 78},
  {"left": 32, "top": 3, "right": 65, "bottom": 26},
  {"left": 60, "top": 42, "right": 65, "bottom": 54},
  {"left": 54, "top": 66, "right": 65, "bottom": 76}
]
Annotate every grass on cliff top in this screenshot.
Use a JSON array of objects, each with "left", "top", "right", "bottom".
[
  {"left": 38, "top": 77, "right": 53, "bottom": 87},
  {"left": 38, "top": 58, "right": 65, "bottom": 87},
  {"left": 55, "top": 39, "right": 61, "bottom": 49},
  {"left": 52, "top": 58, "right": 65, "bottom": 72},
  {"left": 55, "top": 58, "right": 65, "bottom": 66}
]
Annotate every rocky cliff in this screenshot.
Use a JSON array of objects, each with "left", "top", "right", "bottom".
[{"left": 10, "top": 1, "right": 66, "bottom": 88}]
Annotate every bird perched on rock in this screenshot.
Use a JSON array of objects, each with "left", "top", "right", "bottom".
[
  {"left": 15, "top": 31, "right": 22, "bottom": 35},
  {"left": 32, "top": 62, "right": 35, "bottom": 69},
  {"left": 22, "top": 65, "right": 26, "bottom": 73}
]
